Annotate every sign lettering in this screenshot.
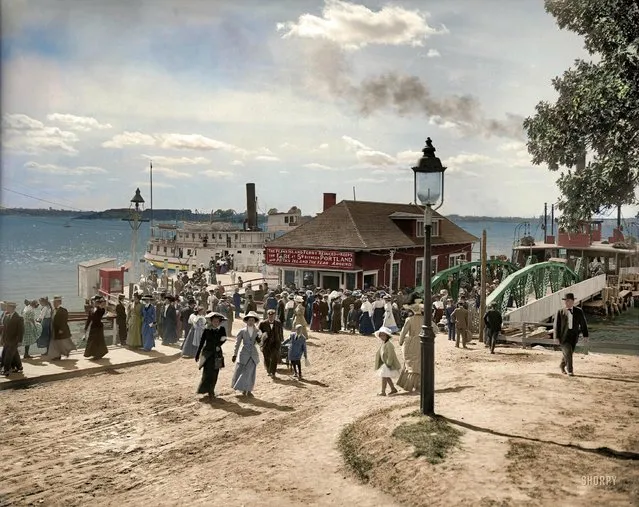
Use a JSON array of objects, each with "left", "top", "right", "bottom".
[{"left": 265, "top": 248, "right": 355, "bottom": 269}]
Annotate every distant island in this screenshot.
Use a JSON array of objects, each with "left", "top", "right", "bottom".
[{"left": 0, "top": 207, "right": 624, "bottom": 224}]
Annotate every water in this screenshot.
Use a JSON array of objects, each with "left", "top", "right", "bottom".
[
  {"left": 0, "top": 216, "right": 151, "bottom": 310},
  {"left": 0, "top": 214, "right": 628, "bottom": 308}
]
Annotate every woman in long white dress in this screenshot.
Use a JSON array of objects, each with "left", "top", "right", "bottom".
[
  {"left": 231, "top": 311, "right": 262, "bottom": 397},
  {"left": 396, "top": 303, "right": 422, "bottom": 392},
  {"left": 382, "top": 295, "right": 398, "bottom": 333},
  {"left": 181, "top": 307, "right": 206, "bottom": 357},
  {"left": 22, "top": 301, "right": 42, "bottom": 359}
]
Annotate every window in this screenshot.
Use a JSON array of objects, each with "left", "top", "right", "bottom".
[
  {"left": 346, "top": 272, "right": 356, "bottom": 290},
  {"left": 237, "top": 250, "right": 242, "bottom": 254},
  {"left": 415, "top": 258, "right": 423, "bottom": 287},
  {"left": 391, "top": 261, "right": 401, "bottom": 291},
  {"left": 284, "top": 216, "right": 289, "bottom": 223},
  {"left": 431, "top": 255, "right": 438, "bottom": 276},
  {"left": 363, "top": 270, "right": 378, "bottom": 288},
  {"left": 416, "top": 219, "right": 440, "bottom": 237},
  {"left": 449, "top": 253, "right": 466, "bottom": 267}
]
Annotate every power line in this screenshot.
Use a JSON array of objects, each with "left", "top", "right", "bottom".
[{"left": 1, "top": 187, "right": 85, "bottom": 211}]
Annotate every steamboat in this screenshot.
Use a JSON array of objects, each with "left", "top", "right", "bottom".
[{"left": 144, "top": 183, "right": 290, "bottom": 272}]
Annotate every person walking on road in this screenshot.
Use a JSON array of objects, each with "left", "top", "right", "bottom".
[
  {"left": 195, "top": 312, "right": 227, "bottom": 399},
  {"left": 1, "top": 302, "right": 24, "bottom": 376},
  {"left": 452, "top": 302, "right": 471, "bottom": 348},
  {"left": 483, "top": 303, "right": 503, "bottom": 354},
  {"left": 231, "top": 311, "right": 262, "bottom": 397},
  {"left": 553, "top": 293, "right": 589, "bottom": 376},
  {"left": 258, "top": 309, "right": 284, "bottom": 378}
]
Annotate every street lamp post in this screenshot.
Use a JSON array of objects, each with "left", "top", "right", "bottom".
[
  {"left": 124, "top": 188, "right": 146, "bottom": 284},
  {"left": 412, "top": 137, "right": 446, "bottom": 416}
]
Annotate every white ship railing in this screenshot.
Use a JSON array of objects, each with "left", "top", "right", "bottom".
[{"left": 505, "top": 274, "right": 607, "bottom": 324}]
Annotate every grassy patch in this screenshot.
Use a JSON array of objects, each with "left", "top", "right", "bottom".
[
  {"left": 337, "top": 422, "right": 373, "bottom": 483},
  {"left": 570, "top": 423, "right": 596, "bottom": 440},
  {"left": 506, "top": 440, "right": 540, "bottom": 462},
  {"left": 392, "top": 416, "right": 462, "bottom": 464}
]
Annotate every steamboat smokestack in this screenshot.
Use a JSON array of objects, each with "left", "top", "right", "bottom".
[{"left": 246, "top": 183, "right": 258, "bottom": 231}]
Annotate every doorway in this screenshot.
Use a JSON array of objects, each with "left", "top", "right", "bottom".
[
  {"left": 363, "top": 270, "right": 377, "bottom": 289},
  {"left": 321, "top": 274, "right": 340, "bottom": 290}
]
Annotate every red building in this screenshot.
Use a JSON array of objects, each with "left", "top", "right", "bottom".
[{"left": 264, "top": 195, "right": 478, "bottom": 291}]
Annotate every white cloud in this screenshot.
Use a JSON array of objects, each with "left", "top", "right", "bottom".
[
  {"left": 280, "top": 142, "right": 297, "bottom": 150},
  {"left": 102, "top": 131, "right": 155, "bottom": 148},
  {"left": 426, "top": 48, "right": 441, "bottom": 58},
  {"left": 498, "top": 141, "right": 526, "bottom": 152},
  {"left": 396, "top": 150, "right": 422, "bottom": 165},
  {"left": 342, "top": 135, "right": 371, "bottom": 151},
  {"left": 348, "top": 177, "right": 387, "bottom": 184},
  {"left": 46, "top": 113, "right": 112, "bottom": 131},
  {"left": 24, "top": 161, "right": 107, "bottom": 175},
  {"left": 200, "top": 169, "right": 233, "bottom": 178},
  {"left": 231, "top": 160, "right": 245, "bottom": 166},
  {"left": 102, "top": 131, "right": 248, "bottom": 155},
  {"left": 304, "top": 162, "right": 335, "bottom": 171},
  {"left": 277, "top": 0, "right": 447, "bottom": 50},
  {"left": 279, "top": 170, "right": 290, "bottom": 174},
  {"left": 144, "top": 165, "right": 192, "bottom": 179},
  {"left": 134, "top": 180, "right": 174, "bottom": 189},
  {"left": 141, "top": 154, "right": 209, "bottom": 165},
  {"left": 355, "top": 149, "right": 396, "bottom": 166},
  {"left": 318, "top": 143, "right": 329, "bottom": 149},
  {"left": 255, "top": 155, "right": 280, "bottom": 162},
  {"left": 444, "top": 153, "right": 495, "bottom": 166},
  {"left": 2, "top": 113, "right": 79, "bottom": 155}
]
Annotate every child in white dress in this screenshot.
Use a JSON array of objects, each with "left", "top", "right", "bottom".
[{"left": 374, "top": 326, "right": 402, "bottom": 396}]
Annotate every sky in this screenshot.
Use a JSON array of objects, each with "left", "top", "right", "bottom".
[{"left": 1, "top": 0, "right": 637, "bottom": 220}]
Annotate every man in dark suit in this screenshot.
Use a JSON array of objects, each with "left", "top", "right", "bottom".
[
  {"left": 162, "top": 295, "right": 178, "bottom": 345},
  {"left": 258, "top": 309, "right": 284, "bottom": 377},
  {"left": 115, "top": 294, "right": 127, "bottom": 345},
  {"left": 1, "top": 302, "right": 24, "bottom": 376},
  {"left": 553, "top": 293, "right": 589, "bottom": 376}
]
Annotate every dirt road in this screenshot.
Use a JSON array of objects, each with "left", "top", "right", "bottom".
[{"left": 1, "top": 327, "right": 637, "bottom": 506}]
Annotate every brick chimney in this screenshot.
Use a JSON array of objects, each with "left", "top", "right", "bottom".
[{"left": 323, "top": 193, "right": 337, "bottom": 212}]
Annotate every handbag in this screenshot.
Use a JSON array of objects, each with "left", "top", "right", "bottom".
[{"left": 214, "top": 355, "right": 225, "bottom": 369}]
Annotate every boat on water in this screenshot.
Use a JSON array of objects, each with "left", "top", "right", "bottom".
[
  {"left": 511, "top": 217, "right": 638, "bottom": 275},
  {"left": 144, "top": 183, "right": 301, "bottom": 272}
]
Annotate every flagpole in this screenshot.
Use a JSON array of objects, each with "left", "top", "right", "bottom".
[{"left": 150, "top": 160, "right": 154, "bottom": 229}]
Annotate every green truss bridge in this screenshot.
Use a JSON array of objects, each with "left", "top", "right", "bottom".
[
  {"left": 413, "top": 259, "right": 519, "bottom": 301},
  {"left": 485, "top": 261, "right": 580, "bottom": 314}
]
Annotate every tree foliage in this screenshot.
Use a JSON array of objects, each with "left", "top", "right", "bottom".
[{"left": 524, "top": 0, "right": 639, "bottom": 229}]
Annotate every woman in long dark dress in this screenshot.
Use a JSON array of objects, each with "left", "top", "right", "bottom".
[
  {"left": 195, "top": 312, "right": 227, "bottom": 399},
  {"left": 84, "top": 296, "right": 108, "bottom": 360}
]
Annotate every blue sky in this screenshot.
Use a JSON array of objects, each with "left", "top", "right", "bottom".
[{"left": 1, "top": 0, "right": 636, "bottom": 220}]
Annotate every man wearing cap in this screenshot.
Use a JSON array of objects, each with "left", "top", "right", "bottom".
[
  {"left": 263, "top": 291, "right": 278, "bottom": 319},
  {"left": 553, "top": 293, "right": 589, "bottom": 376},
  {"left": 115, "top": 294, "right": 127, "bottom": 346},
  {"left": 1, "top": 302, "right": 24, "bottom": 375},
  {"left": 259, "top": 309, "right": 284, "bottom": 377}
]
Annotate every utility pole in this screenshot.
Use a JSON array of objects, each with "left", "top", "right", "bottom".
[{"left": 479, "top": 229, "right": 487, "bottom": 343}]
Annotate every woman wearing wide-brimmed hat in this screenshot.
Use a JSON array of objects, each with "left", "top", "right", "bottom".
[
  {"left": 374, "top": 326, "right": 401, "bottom": 396},
  {"left": 84, "top": 296, "right": 108, "bottom": 360},
  {"left": 397, "top": 303, "right": 423, "bottom": 393},
  {"left": 292, "top": 295, "right": 309, "bottom": 337},
  {"left": 195, "top": 311, "right": 227, "bottom": 398},
  {"left": 230, "top": 311, "right": 262, "bottom": 396}
]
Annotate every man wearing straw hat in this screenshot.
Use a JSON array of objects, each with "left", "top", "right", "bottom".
[{"left": 1, "top": 302, "right": 24, "bottom": 376}]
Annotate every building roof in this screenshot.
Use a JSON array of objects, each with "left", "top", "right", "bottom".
[{"left": 266, "top": 200, "right": 478, "bottom": 251}]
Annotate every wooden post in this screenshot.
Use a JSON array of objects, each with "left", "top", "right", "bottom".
[{"left": 479, "top": 229, "right": 487, "bottom": 343}]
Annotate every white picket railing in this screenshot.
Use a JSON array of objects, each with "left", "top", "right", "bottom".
[{"left": 505, "top": 274, "right": 607, "bottom": 323}]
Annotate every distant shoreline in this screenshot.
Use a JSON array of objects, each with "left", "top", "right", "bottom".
[{"left": 0, "top": 207, "right": 623, "bottom": 223}]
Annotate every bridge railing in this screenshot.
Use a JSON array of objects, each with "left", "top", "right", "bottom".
[{"left": 504, "top": 274, "right": 607, "bottom": 323}]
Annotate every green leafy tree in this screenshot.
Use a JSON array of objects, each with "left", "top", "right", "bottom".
[{"left": 524, "top": 0, "right": 639, "bottom": 229}]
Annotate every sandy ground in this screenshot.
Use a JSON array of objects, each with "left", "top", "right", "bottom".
[{"left": 1, "top": 323, "right": 638, "bottom": 507}]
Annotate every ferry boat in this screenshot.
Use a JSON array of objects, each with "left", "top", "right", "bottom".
[
  {"left": 144, "top": 183, "right": 292, "bottom": 272},
  {"left": 511, "top": 216, "right": 638, "bottom": 276}
]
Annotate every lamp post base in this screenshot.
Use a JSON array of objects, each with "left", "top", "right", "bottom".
[{"left": 420, "top": 324, "right": 435, "bottom": 415}]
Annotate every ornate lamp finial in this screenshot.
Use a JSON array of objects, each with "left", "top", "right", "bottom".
[{"left": 423, "top": 137, "right": 436, "bottom": 157}]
